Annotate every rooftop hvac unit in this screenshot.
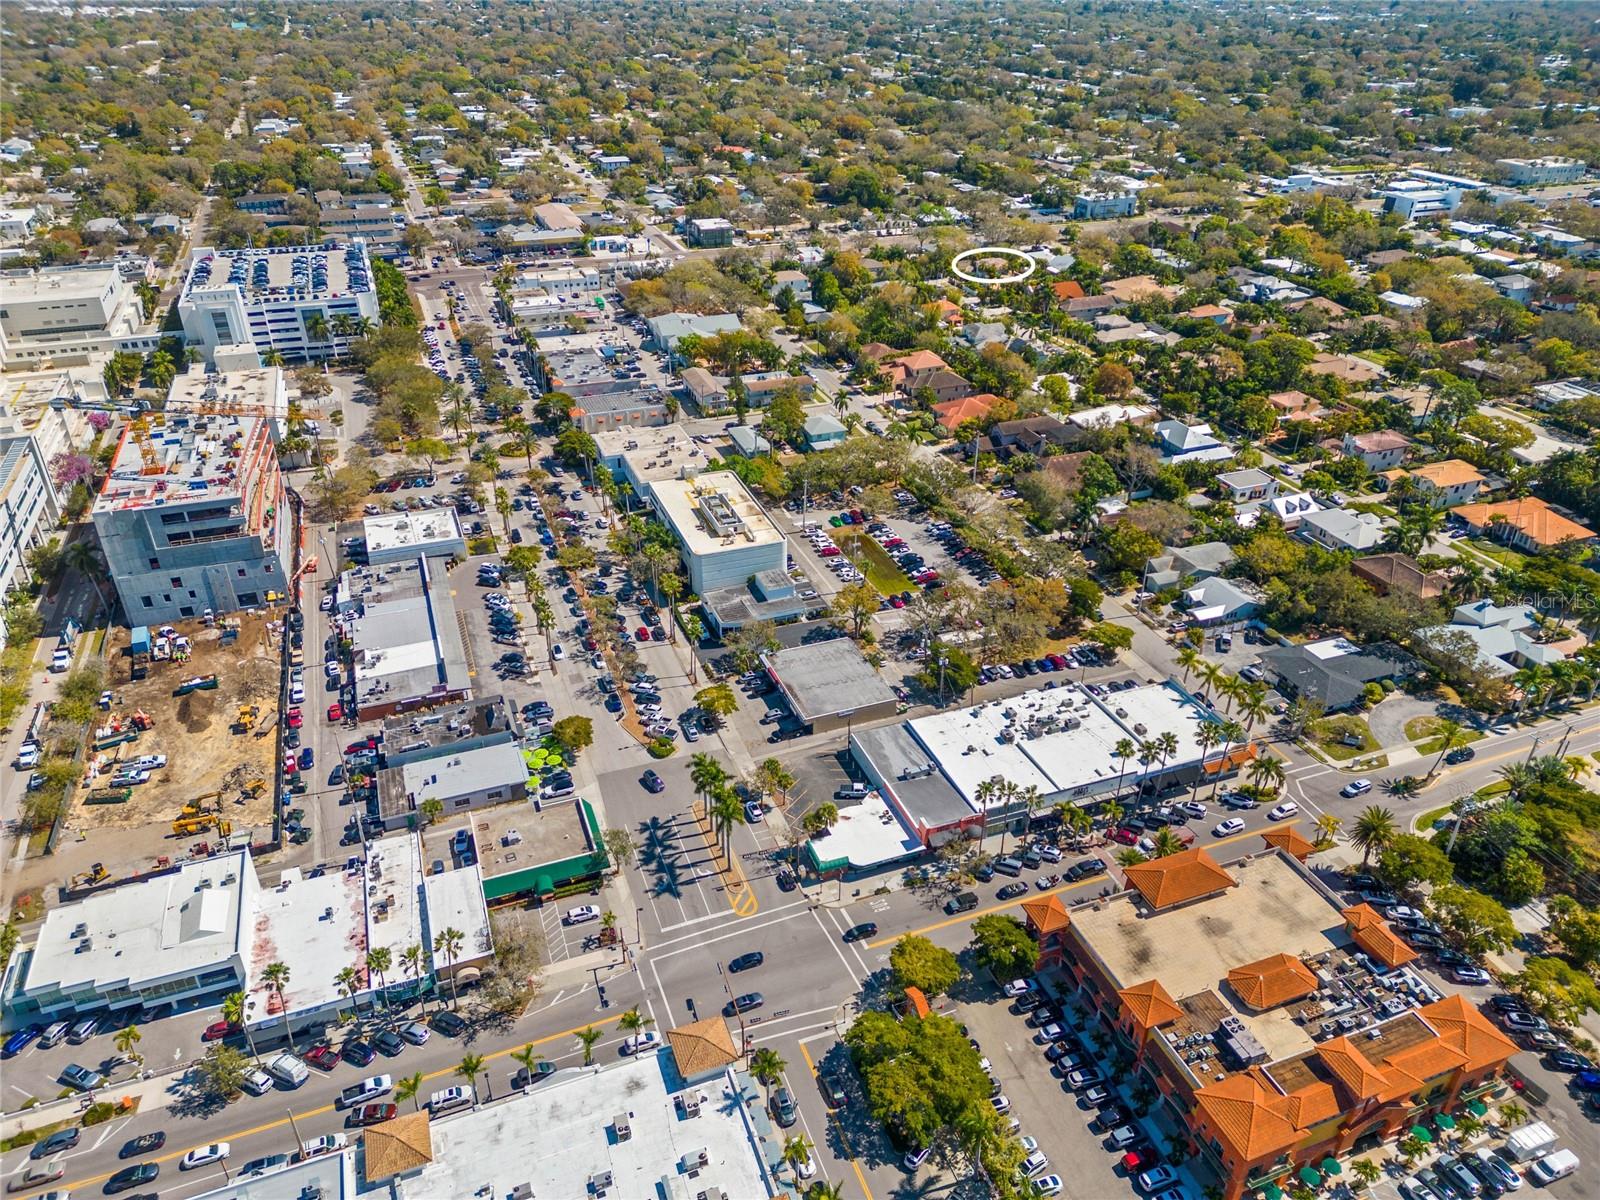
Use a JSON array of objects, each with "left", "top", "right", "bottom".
[
  {"left": 1133, "top": 723, "right": 1148, "bottom": 735},
  {"left": 510, "top": 1186, "right": 533, "bottom": 1200},
  {"left": 676, "top": 1092, "right": 701, "bottom": 1118},
  {"left": 221, "top": 873, "right": 237, "bottom": 885},
  {"left": 612, "top": 1112, "right": 632, "bottom": 1141},
  {"left": 680, "top": 1148, "right": 710, "bottom": 1174},
  {"left": 71, "top": 923, "right": 87, "bottom": 938},
  {"left": 698, "top": 1191, "right": 727, "bottom": 1200},
  {"left": 76, "top": 937, "right": 93, "bottom": 953},
  {"left": 589, "top": 1171, "right": 615, "bottom": 1194}
]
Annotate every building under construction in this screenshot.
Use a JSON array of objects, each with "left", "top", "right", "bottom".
[{"left": 91, "top": 400, "right": 288, "bottom": 625}]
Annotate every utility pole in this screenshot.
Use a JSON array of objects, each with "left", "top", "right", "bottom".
[
  {"left": 716, "top": 961, "right": 747, "bottom": 1061},
  {"left": 285, "top": 1107, "right": 307, "bottom": 1157}
]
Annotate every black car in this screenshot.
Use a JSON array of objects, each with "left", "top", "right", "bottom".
[
  {"left": 775, "top": 867, "right": 798, "bottom": 892},
  {"left": 1548, "top": 1048, "right": 1595, "bottom": 1073},
  {"left": 842, "top": 922, "right": 877, "bottom": 942},
  {"left": 996, "top": 882, "right": 1029, "bottom": 900},
  {"left": 1091, "top": 1103, "right": 1132, "bottom": 1132},
  {"left": 728, "top": 951, "right": 765, "bottom": 973},
  {"left": 724, "top": 992, "right": 765, "bottom": 1016},
  {"left": 106, "top": 1162, "right": 160, "bottom": 1194},
  {"left": 1444, "top": 746, "right": 1476, "bottom": 764},
  {"left": 118, "top": 1132, "right": 166, "bottom": 1159},
  {"left": 1071, "top": 858, "right": 1107, "bottom": 880},
  {"left": 1490, "top": 994, "right": 1530, "bottom": 1013},
  {"left": 819, "top": 1073, "right": 850, "bottom": 1108},
  {"left": 768, "top": 726, "right": 806, "bottom": 743},
  {"left": 374, "top": 1029, "right": 406, "bottom": 1056},
  {"left": 343, "top": 1040, "right": 377, "bottom": 1066},
  {"left": 642, "top": 769, "right": 665, "bottom": 793},
  {"left": 974, "top": 863, "right": 996, "bottom": 882}
]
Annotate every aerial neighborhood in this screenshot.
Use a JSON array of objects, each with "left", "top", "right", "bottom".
[{"left": 1, "top": 3, "right": 1599, "bottom": 1200}]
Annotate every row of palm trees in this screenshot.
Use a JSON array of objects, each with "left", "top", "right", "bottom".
[
  {"left": 690, "top": 752, "right": 747, "bottom": 867},
  {"left": 1174, "top": 645, "right": 1273, "bottom": 731},
  {"left": 245, "top": 928, "right": 469, "bottom": 1057},
  {"left": 1510, "top": 651, "right": 1600, "bottom": 716}
]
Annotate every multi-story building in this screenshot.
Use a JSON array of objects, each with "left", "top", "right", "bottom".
[
  {"left": 0, "top": 265, "right": 160, "bottom": 371},
  {"left": 686, "top": 216, "right": 734, "bottom": 247},
  {"left": 92, "top": 410, "right": 289, "bottom": 623},
  {"left": 0, "top": 432, "right": 59, "bottom": 645},
  {"left": 176, "top": 241, "right": 381, "bottom": 364},
  {"left": 1072, "top": 190, "right": 1138, "bottom": 219},
  {"left": 318, "top": 201, "right": 405, "bottom": 257},
  {"left": 1496, "top": 156, "right": 1586, "bottom": 186},
  {"left": 1022, "top": 846, "right": 1518, "bottom": 1200},
  {"left": 650, "top": 470, "right": 785, "bottom": 595}
]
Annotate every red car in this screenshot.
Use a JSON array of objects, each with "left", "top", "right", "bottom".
[
  {"left": 582, "top": 637, "right": 598, "bottom": 651},
  {"left": 282, "top": 754, "right": 298, "bottom": 775},
  {"left": 305, "top": 1044, "right": 340, "bottom": 1071},
  {"left": 818, "top": 546, "right": 841, "bottom": 557},
  {"left": 882, "top": 538, "right": 906, "bottom": 549},
  {"left": 286, "top": 708, "right": 303, "bottom": 728},
  {"left": 347, "top": 1102, "right": 398, "bottom": 1127},
  {"left": 345, "top": 738, "right": 376, "bottom": 755},
  {"left": 202, "top": 1020, "right": 237, "bottom": 1042},
  {"left": 1046, "top": 653, "right": 1068, "bottom": 669},
  {"left": 635, "top": 627, "right": 650, "bottom": 642},
  {"left": 850, "top": 509, "right": 866, "bottom": 523},
  {"left": 1110, "top": 826, "right": 1140, "bottom": 845},
  {"left": 327, "top": 702, "right": 343, "bottom": 721},
  {"left": 1121, "top": 1146, "right": 1161, "bottom": 1173}
]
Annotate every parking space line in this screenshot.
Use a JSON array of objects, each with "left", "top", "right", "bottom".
[{"left": 868, "top": 821, "right": 1298, "bottom": 948}]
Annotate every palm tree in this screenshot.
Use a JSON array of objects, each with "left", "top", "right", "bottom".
[
  {"left": 399, "top": 943, "right": 426, "bottom": 1009},
  {"left": 1496, "top": 761, "right": 1536, "bottom": 800},
  {"left": 1207, "top": 720, "right": 1246, "bottom": 801},
  {"left": 335, "top": 965, "right": 363, "bottom": 1017},
  {"left": 1426, "top": 719, "right": 1466, "bottom": 779},
  {"left": 1111, "top": 738, "right": 1136, "bottom": 801},
  {"left": 1153, "top": 730, "right": 1180, "bottom": 794},
  {"left": 749, "top": 1047, "right": 786, "bottom": 1095},
  {"left": 1247, "top": 754, "right": 1286, "bottom": 794},
  {"left": 366, "top": 947, "right": 393, "bottom": 1020},
  {"left": 63, "top": 541, "right": 113, "bottom": 610},
  {"left": 304, "top": 310, "right": 330, "bottom": 346},
  {"left": 618, "top": 1006, "right": 654, "bottom": 1036},
  {"left": 684, "top": 613, "right": 705, "bottom": 682},
  {"left": 434, "top": 927, "right": 466, "bottom": 1009},
  {"left": 1314, "top": 813, "right": 1342, "bottom": 846},
  {"left": 1498, "top": 1100, "right": 1527, "bottom": 1129},
  {"left": 689, "top": 752, "right": 729, "bottom": 805},
  {"left": 1176, "top": 643, "right": 1201, "bottom": 686},
  {"left": 511, "top": 1043, "right": 546, "bottom": 1090},
  {"left": 1196, "top": 659, "right": 1225, "bottom": 706},
  {"left": 1351, "top": 1159, "right": 1382, "bottom": 1189},
  {"left": 1351, "top": 806, "right": 1397, "bottom": 867},
  {"left": 1189, "top": 723, "right": 1222, "bottom": 805},
  {"left": 1150, "top": 827, "right": 1186, "bottom": 858},
  {"left": 114, "top": 1023, "right": 142, "bottom": 1067},
  {"left": 221, "top": 991, "right": 261, "bottom": 1061},
  {"left": 659, "top": 574, "right": 683, "bottom": 642},
  {"left": 1236, "top": 686, "right": 1269, "bottom": 734},
  {"left": 575, "top": 1025, "right": 603, "bottom": 1066},
  {"left": 709, "top": 785, "right": 746, "bottom": 866},
  {"left": 262, "top": 960, "right": 294, "bottom": 1051},
  {"left": 396, "top": 1071, "right": 424, "bottom": 1112},
  {"left": 1116, "top": 847, "right": 1149, "bottom": 868},
  {"left": 783, "top": 1134, "right": 815, "bottom": 1178},
  {"left": 457, "top": 1052, "right": 488, "bottom": 1100}
]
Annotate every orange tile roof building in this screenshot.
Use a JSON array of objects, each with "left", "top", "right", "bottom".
[
  {"left": 1452, "top": 496, "right": 1596, "bottom": 552},
  {"left": 1023, "top": 850, "right": 1517, "bottom": 1200}
]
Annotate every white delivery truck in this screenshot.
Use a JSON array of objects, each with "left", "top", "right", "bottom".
[
  {"left": 1503, "top": 1119, "right": 1557, "bottom": 1163},
  {"left": 1528, "top": 1148, "right": 1579, "bottom": 1185}
]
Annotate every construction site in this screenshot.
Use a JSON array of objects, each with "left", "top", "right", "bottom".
[{"left": 70, "top": 610, "right": 284, "bottom": 839}]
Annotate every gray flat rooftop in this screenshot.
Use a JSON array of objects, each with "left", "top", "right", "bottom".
[
  {"left": 94, "top": 411, "right": 269, "bottom": 512},
  {"left": 379, "top": 695, "right": 518, "bottom": 761},
  {"left": 764, "top": 638, "right": 897, "bottom": 722},
  {"left": 363, "top": 509, "right": 465, "bottom": 556},
  {"left": 344, "top": 557, "right": 471, "bottom": 709},
  {"left": 382, "top": 741, "right": 529, "bottom": 819},
  {"left": 852, "top": 721, "right": 973, "bottom": 831}
]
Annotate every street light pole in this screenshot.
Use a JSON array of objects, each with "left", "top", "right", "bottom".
[
  {"left": 716, "top": 960, "right": 747, "bottom": 1061},
  {"left": 285, "top": 1106, "right": 307, "bottom": 1157}
]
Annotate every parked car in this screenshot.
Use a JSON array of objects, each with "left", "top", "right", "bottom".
[
  {"left": 180, "top": 1143, "right": 231, "bottom": 1170},
  {"left": 728, "top": 952, "right": 764, "bottom": 972},
  {"left": 1340, "top": 779, "right": 1372, "bottom": 798}
]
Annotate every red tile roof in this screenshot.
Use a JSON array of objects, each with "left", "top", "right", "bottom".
[
  {"left": 1123, "top": 848, "right": 1237, "bottom": 910},
  {"left": 1020, "top": 893, "right": 1070, "bottom": 936},
  {"left": 1118, "top": 978, "right": 1184, "bottom": 1031},
  {"left": 1226, "top": 953, "right": 1319, "bottom": 1010},
  {"left": 1342, "top": 904, "right": 1419, "bottom": 969}
]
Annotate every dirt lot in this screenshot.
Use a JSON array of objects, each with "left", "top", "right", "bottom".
[{"left": 71, "top": 612, "right": 283, "bottom": 835}]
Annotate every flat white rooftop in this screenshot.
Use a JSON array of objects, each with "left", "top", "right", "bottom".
[
  {"left": 398, "top": 740, "right": 529, "bottom": 807},
  {"left": 421, "top": 864, "right": 493, "bottom": 968},
  {"left": 0, "top": 265, "right": 121, "bottom": 303},
  {"left": 362, "top": 508, "right": 465, "bottom": 557},
  {"left": 809, "top": 791, "right": 922, "bottom": 871},
  {"left": 244, "top": 862, "right": 366, "bottom": 1027},
  {"left": 165, "top": 365, "right": 287, "bottom": 420},
  {"left": 19, "top": 850, "right": 253, "bottom": 1000},
  {"left": 405, "top": 1055, "right": 775, "bottom": 1200},
  {"left": 908, "top": 681, "right": 1214, "bottom": 807},
  {"left": 652, "top": 471, "right": 783, "bottom": 558},
  {"left": 364, "top": 834, "right": 426, "bottom": 973}
]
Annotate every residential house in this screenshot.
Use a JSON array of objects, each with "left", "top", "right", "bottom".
[
  {"left": 1154, "top": 420, "right": 1233, "bottom": 464},
  {"left": 1298, "top": 507, "right": 1387, "bottom": 553},
  {"left": 1067, "top": 403, "right": 1159, "bottom": 435},
  {"left": 931, "top": 393, "right": 998, "bottom": 434},
  {"left": 1065, "top": 294, "right": 1117, "bottom": 320},
  {"left": 1452, "top": 497, "right": 1596, "bottom": 552},
  {"left": 1390, "top": 460, "right": 1485, "bottom": 508},
  {"left": 801, "top": 412, "right": 847, "bottom": 451},
  {"left": 82, "top": 217, "right": 129, "bottom": 240},
  {"left": 1244, "top": 492, "right": 1323, "bottom": 532},
  {"left": 685, "top": 217, "right": 733, "bottom": 248},
  {"left": 1051, "top": 279, "right": 1086, "bottom": 305},
  {"left": 1284, "top": 295, "right": 1349, "bottom": 320},
  {"left": 1143, "top": 542, "right": 1237, "bottom": 591},
  {"left": 1259, "top": 638, "right": 1415, "bottom": 710},
  {"left": 979, "top": 416, "right": 1074, "bottom": 461},
  {"left": 1342, "top": 431, "right": 1411, "bottom": 472},
  {"left": 1183, "top": 303, "right": 1232, "bottom": 326},
  {"left": 881, "top": 349, "right": 947, "bottom": 387},
  {"left": 769, "top": 269, "right": 812, "bottom": 304},
  {"left": 1531, "top": 377, "right": 1600, "bottom": 412},
  {"left": 1041, "top": 451, "right": 1097, "bottom": 492},
  {"left": 1268, "top": 390, "right": 1324, "bottom": 425},
  {"left": 1417, "top": 599, "right": 1574, "bottom": 679},
  {"left": 897, "top": 366, "right": 973, "bottom": 405},
  {"left": 1182, "top": 577, "right": 1262, "bottom": 624},
  {"left": 679, "top": 366, "right": 727, "bottom": 413},
  {"left": 927, "top": 298, "right": 964, "bottom": 326},
  {"left": 1351, "top": 553, "right": 1449, "bottom": 600},
  {"left": 727, "top": 425, "right": 771, "bottom": 457},
  {"left": 0, "top": 208, "right": 40, "bottom": 244},
  {"left": 1491, "top": 274, "right": 1537, "bottom": 305},
  {"left": 1308, "top": 353, "right": 1387, "bottom": 385},
  {"left": 1215, "top": 468, "right": 1278, "bottom": 505},
  {"left": 1103, "top": 275, "right": 1178, "bottom": 306}
]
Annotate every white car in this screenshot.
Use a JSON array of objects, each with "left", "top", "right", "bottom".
[
  {"left": 1267, "top": 801, "right": 1299, "bottom": 820},
  {"left": 1212, "top": 817, "right": 1246, "bottom": 837},
  {"left": 1178, "top": 801, "right": 1207, "bottom": 819},
  {"left": 1003, "top": 977, "right": 1037, "bottom": 998},
  {"left": 299, "top": 1133, "right": 348, "bottom": 1160},
  {"left": 130, "top": 754, "right": 167, "bottom": 770},
  {"left": 1138, "top": 1166, "right": 1179, "bottom": 1193},
  {"left": 1340, "top": 779, "right": 1372, "bottom": 798},
  {"left": 1033, "top": 1176, "right": 1063, "bottom": 1197},
  {"left": 181, "top": 1143, "right": 231, "bottom": 1170},
  {"left": 621, "top": 1031, "right": 662, "bottom": 1055},
  {"left": 551, "top": 643, "right": 565, "bottom": 660},
  {"left": 564, "top": 904, "right": 601, "bottom": 925}
]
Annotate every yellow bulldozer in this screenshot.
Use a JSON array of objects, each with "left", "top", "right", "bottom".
[{"left": 234, "top": 703, "right": 259, "bottom": 733}]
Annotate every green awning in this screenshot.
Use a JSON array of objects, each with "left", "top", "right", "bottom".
[
  {"left": 1320, "top": 1157, "right": 1342, "bottom": 1176},
  {"left": 1261, "top": 1185, "right": 1283, "bottom": 1200},
  {"left": 1410, "top": 1125, "right": 1434, "bottom": 1143},
  {"left": 534, "top": 873, "right": 553, "bottom": 896},
  {"left": 1434, "top": 1113, "right": 1456, "bottom": 1130},
  {"left": 1298, "top": 1166, "right": 1322, "bottom": 1187},
  {"left": 1467, "top": 1099, "right": 1488, "bottom": 1117}
]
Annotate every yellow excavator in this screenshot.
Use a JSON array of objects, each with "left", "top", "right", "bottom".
[{"left": 171, "top": 792, "right": 224, "bottom": 837}]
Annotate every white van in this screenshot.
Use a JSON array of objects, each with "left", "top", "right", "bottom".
[
  {"left": 265, "top": 1052, "right": 309, "bottom": 1089},
  {"left": 242, "top": 1067, "right": 274, "bottom": 1096},
  {"left": 1529, "top": 1149, "right": 1579, "bottom": 1185}
]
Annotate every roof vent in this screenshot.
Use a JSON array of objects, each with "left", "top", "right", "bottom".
[
  {"left": 589, "top": 1171, "right": 615, "bottom": 1194},
  {"left": 680, "top": 1148, "right": 710, "bottom": 1174},
  {"left": 612, "top": 1112, "right": 632, "bottom": 1141}
]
